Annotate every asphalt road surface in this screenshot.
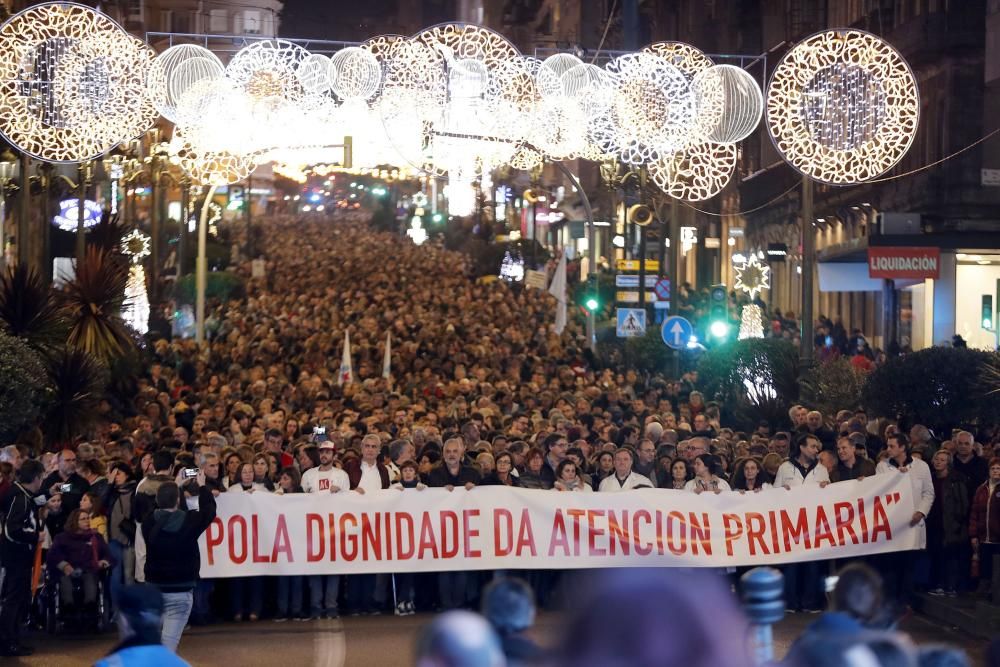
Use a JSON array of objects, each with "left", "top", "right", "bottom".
[{"left": 11, "top": 611, "right": 986, "bottom": 666}]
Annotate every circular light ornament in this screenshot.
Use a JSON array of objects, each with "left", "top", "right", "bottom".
[
  {"left": 329, "top": 46, "right": 381, "bottom": 101},
  {"left": 538, "top": 53, "right": 582, "bottom": 97},
  {"left": 414, "top": 23, "right": 520, "bottom": 72},
  {"left": 642, "top": 41, "right": 714, "bottom": 79},
  {"left": 647, "top": 141, "right": 737, "bottom": 202},
  {"left": 692, "top": 64, "right": 763, "bottom": 143},
  {"left": 148, "top": 44, "right": 224, "bottom": 123},
  {"left": 174, "top": 78, "right": 254, "bottom": 155},
  {"left": 226, "top": 39, "right": 309, "bottom": 102},
  {"left": 174, "top": 134, "right": 258, "bottom": 186},
  {"left": 766, "top": 29, "right": 919, "bottom": 185},
  {"left": 296, "top": 53, "right": 332, "bottom": 94},
  {"left": 0, "top": 2, "right": 152, "bottom": 162},
  {"left": 595, "top": 52, "right": 696, "bottom": 164}
]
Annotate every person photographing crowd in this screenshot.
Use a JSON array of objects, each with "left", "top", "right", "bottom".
[{"left": 140, "top": 474, "right": 216, "bottom": 652}]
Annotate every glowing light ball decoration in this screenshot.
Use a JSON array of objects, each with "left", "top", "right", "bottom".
[
  {"left": 538, "top": 53, "right": 582, "bottom": 98},
  {"left": 174, "top": 135, "right": 258, "bottom": 186},
  {"left": 647, "top": 141, "right": 737, "bottom": 202},
  {"left": 642, "top": 41, "right": 714, "bottom": 79},
  {"left": 0, "top": 2, "right": 155, "bottom": 162},
  {"left": 296, "top": 54, "right": 332, "bottom": 94},
  {"left": 692, "top": 64, "right": 763, "bottom": 143},
  {"left": 595, "top": 52, "right": 696, "bottom": 165},
  {"left": 147, "top": 44, "right": 225, "bottom": 123},
  {"left": 226, "top": 39, "right": 309, "bottom": 103},
  {"left": 329, "top": 46, "right": 381, "bottom": 101},
  {"left": 766, "top": 29, "right": 919, "bottom": 185},
  {"left": 174, "top": 78, "right": 254, "bottom": 154}
]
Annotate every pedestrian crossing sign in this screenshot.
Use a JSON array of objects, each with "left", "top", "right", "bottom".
[{"left": 616, "top": 308, "right": 647, "bottom": 338}]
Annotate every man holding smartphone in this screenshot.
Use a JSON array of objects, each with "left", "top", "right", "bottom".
[{"left": 41, "top": 449, "right": 90, "bottom": 533}]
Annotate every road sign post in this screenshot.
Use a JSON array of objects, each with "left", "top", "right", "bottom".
[{"left": 661, "top": 315, "right": 693, "bottom": 350}]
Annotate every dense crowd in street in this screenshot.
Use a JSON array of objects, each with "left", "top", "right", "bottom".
[{"left": 0, "top": 213, "right": 996, "bottom": 666}]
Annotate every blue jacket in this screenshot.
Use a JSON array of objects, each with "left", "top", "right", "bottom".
[{"left": 94, "top": 642, "right": 190, "bottom": 667}]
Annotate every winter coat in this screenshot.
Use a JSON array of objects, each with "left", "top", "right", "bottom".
[
  {"left": 141, "top": 485, "right": 216, "bottom": 592},
  {"left": 46, "top": 529, "right": 113, "bottom": 575},
  {"left": 109, "top": 481, "right": 137, "bottom": 546},
  {"left": 927, "top": 473, "right": 969, "bottom": 547},
  {"left": 1, "top": 482, "right": 42, "bottom": 565},
  {"left": 970, "top": 481, "right": 1000, "bottom": 544}
]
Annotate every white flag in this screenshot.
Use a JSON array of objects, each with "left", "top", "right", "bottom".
[
  {"left": 382, "top": 331, "right": 392, "bottom": 379},
  {"left": 338, "top": 330, "right": 353, "bottom": 386},
  {"left": 547, "top": 252, "right": 568, "bottom": 334}
]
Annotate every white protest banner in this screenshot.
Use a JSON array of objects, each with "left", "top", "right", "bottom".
[{"left": 199, "top": 474, "right": 918, "bottom": 577}]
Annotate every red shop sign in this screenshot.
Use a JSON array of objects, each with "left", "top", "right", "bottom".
[{"left": 868, "top": 247, "right": 940, "bottom": 279}]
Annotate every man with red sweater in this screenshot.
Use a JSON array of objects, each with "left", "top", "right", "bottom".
[{"left": 344, "top": 434, "right": 390, "bottom": 614}]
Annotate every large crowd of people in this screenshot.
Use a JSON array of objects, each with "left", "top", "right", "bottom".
[{"left": 0, "top": 212, "right": 995, "bottom": 666}]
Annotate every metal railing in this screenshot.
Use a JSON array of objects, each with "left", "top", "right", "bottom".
[{"left": 144, "top": 32, "right": 361, "bottom": 57}]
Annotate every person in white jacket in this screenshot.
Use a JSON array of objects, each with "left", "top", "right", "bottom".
[
  {"left": 773, "top": 434, "right": 829, "bottom": 612},
  {"left": 876, "top": 432, "right": 935, "bottom": 604},
  {"left": 598, "top": 449, "right": 653, "bottom": 492}
]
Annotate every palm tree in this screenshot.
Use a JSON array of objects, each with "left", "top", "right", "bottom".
[
  {"left": 0, "top": 264, "right": 67, "bottom": 351},
  {"left": 60, "top": 246, "right": 135, "bottom": 362},
  {"left": 42, "top": 348, "right": 108, "bottom": 447}
]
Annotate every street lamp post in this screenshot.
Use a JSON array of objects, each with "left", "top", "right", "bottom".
[
  {"left": 195, "top": 185, "right": 217, "bottom": 345},
  {"left": 0, "top": 151, "right": 18, "bottom": 271},
  {"left": 75, "top": 162, "right": 93, "bottom": 265},
  {"left": 16, "top": 153, "right": 29, "bottom": 270}
]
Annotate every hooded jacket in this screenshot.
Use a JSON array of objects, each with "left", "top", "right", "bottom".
[{"left": 141, "top": 485, "right": 216, "bottom": 593}]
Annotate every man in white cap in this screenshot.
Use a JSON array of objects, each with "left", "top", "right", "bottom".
[{"left": 300, "top": 437, "right": 350, "bottom": 619}]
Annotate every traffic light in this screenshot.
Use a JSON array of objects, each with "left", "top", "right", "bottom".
[
  {"left": 584, "top": 274, "right": 600, "bottom": 313},
  {"left": 709, "top": 284, "right": 730, "bottom": 339},
  {"left": 983, "top": 295, "right": 994, "bottom": 330}
]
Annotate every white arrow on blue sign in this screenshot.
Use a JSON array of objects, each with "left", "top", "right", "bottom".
[{"left": 661, "top": 315, "right": 693, "bottom": 350}]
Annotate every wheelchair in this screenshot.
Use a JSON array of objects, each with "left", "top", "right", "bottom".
[{"left": 35, "top": 568, "right": 112, "bottom": 634}]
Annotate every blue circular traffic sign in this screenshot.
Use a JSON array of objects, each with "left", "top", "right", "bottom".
[{"left": 661, "top": 316, "right": 693, "bottom": 350}]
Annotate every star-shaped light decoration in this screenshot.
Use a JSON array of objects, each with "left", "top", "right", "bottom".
[
  {"left": 733, "top": 254, "right": 770, "bottom": 299},
  {"left": 122, "top": 230, "right": 151, "bottom": 265}
]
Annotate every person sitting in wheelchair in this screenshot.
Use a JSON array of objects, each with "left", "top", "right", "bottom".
[{"left": 46, "top": 508, "right": 113, "bottom": 611}]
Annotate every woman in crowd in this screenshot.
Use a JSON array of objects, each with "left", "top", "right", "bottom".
[
  {"left": 926, "top": 450, "right": 968, "bottom": 596},
  {"left": 481, "top": 452, "right": 518, "bottom": 486},
  {"left": 274, "top": 467, "right": 304, "bottom": 621},
  {"left": 228, "top": 462, "right": 270, "bottom": 620},
  {"left": 667, "top": 459, "right": 692, "bottom": 490},
  {"left": 46, "top": 509, "right": 112, "bottom": 611},
  {"left": 685, "top": 454, "right": 730, "bottom": 494},
  {"left": 518, "top": 449, "right": 550, "bottom": 490},
  {"left": 391, "top": 460, "right": 425, "bottom": 615},
  {"left": 730, "top": 457, "right": 771, "bottom": 493},
  {"left": 252, "top": 454, "right": 276, "bottom": 491},
  {"left": 553, "top": 459, "right": 592, "bottom": 492},
  {"left": 223, "top": 452, "right": 243, "bottom": 489},
  {"left": 79, "top": 491, "right": 107, "bottom": 541},
  {"left": 106, "top": 462, "right": 136, "bottom": 604},
  {"left": 761, "top": 452, "right": 784, "bottom": 479},
  {"left": 591, "top": 451, "right": 615, "bottom": 490}
]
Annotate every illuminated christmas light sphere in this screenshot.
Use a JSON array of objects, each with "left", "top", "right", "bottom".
[
  {"left": 174, "top": 133, "right": 258, "bottom": 186},
  {"left": 226, "top": 39, "right": 309, "bottom": 102},
  {"left": 692, "top": 64, "right": 763, "bottom": 143},
  {"left": 296, "top": 54, "right": 332, "bottom": 94},
  {"left": 647, "top": 141, "right": 737, "bottom": 202},
  {"left": 766, "top": 29, "right": 919, "bottom": 185},
  {"left": 414, "top": 23, "right": 520, "bottom": 72},
  {"left": 642, "top": 41, "right": 714, "bottom": 79},
  {"left": 0, "top": 2, "right": 152, "bottom": 162},
  {"left": 538, "top": 53, "right": 582, "bottom": 97},
  {"left": 148, "top": 44, "right": 225, "bottom": 123},
  {"left": 594, "top": 52, "right": 696, "bottom": 164},
  {"left": 329, "top": 46, "right": 381, "bottom": 101}
]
